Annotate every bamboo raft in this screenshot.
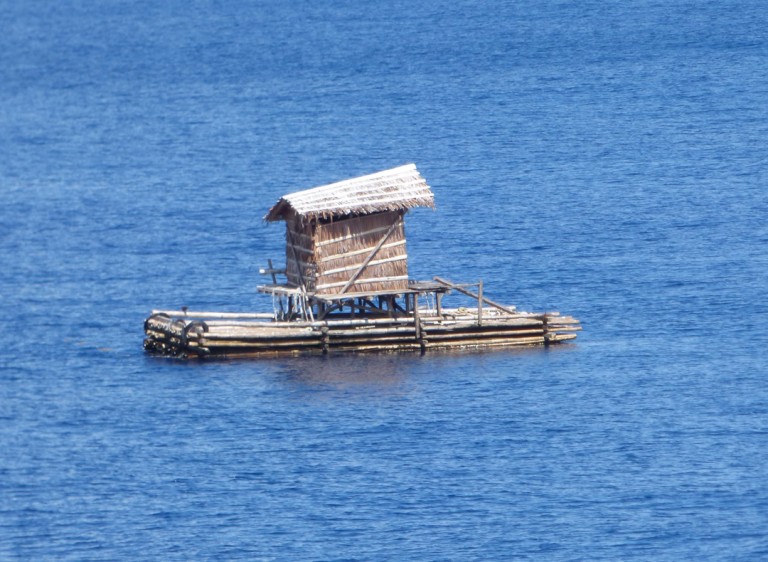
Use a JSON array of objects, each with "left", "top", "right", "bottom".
[
  {"left": 144, "top": 278, "right": 580, "bottom": 358},
  {"left": 143, "top": 164, "right": 581, "bottom": 358}
]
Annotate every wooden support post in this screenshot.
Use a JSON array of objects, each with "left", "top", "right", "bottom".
[
  {"left": 413, "top": 293, "right": 427, "bottom": 354},
  {"left": 414, "top": 293, "right": 421, "bottom": 338},
  {"left": 436, "top": 292, "right": 443, "bottom": 318},
  {"left": 263, "top": 259, "right": 285, "bottom": 318},
  {"left": 478, "top": 280, "right": 483, "bottom": 326},
  {"left": 305, "top": 295, "right": 314, "bottom": 322}
]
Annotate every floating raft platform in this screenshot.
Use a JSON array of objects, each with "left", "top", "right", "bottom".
[
  {"left": 144, "top": 278, "right": 580, "bottom": 359},
  {"left": 144, "top": 164, "right": 582, "bottom": 359}
]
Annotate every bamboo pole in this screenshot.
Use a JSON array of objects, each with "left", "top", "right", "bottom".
[
  {"left": 477, "top": 280, "right": 483, "bottom": 326},
  {"left": 152, "top": 310, "right": 276, "bottom": 319},
  {"left": 545, "top": 317, "right": 581, "bottom": 325},
  {"left": 546, "top": 333, "right": 578, "bottom": 342},
  {"left": 322, "top": 326, "right": 417, "bottom": 337},
  {"left": 414, "top": 293, "right": 421, "bottom": 342},
  {"left": 328, "top": 335, "right": 423, "bottom": 345},
  {"left": 427, "top": 335, "right": 545, "bottom": 348},
  {"left": 204, "top": 339, "right": 321, "bottom": 349},
  {"left": 426, "top": 329, "right": 545, "bottom": 340}
]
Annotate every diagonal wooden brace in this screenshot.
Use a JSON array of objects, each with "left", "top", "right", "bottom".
[
  {"left": 339, "top": 220, "right": 400, "bottom": 294},
  {"left": 433, "top": 276, "right": 518, "bottom": 316}
]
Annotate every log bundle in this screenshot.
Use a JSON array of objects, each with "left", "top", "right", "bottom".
[{"left": 143, "top": 307, "right": 581, "bottom": 359}]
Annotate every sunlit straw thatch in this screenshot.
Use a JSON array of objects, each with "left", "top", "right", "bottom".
[{"left": 264, "top": 163, "right": 434, "bottom": 222}]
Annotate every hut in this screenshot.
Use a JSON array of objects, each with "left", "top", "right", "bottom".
[{"left": 263, "top": 163, "right": 434, "bottom": 296}]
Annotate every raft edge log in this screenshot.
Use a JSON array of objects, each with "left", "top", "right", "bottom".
[
  {"left": 426, "top": 329, "right": 546, "bottom": 340},
  {"left": 152, "top": 310, "right": 276, "bottom": 319},
  {"left": 427, "top": 335, "right": 546, "bottom": 348}
]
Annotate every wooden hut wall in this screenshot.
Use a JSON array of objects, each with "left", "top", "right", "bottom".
[
  {"left": 313, "top": 210, "right": 409, "bottom": 295},
  {"left": 284, "top": 214, "right": 317, "bottom": 291}
]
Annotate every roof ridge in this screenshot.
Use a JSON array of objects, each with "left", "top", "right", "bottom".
[{"left": 264, "top": 163, "right": 434, "bottom": 222}]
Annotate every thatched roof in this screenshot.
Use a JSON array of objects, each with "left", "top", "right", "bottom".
[{"left": 265, "top": 163, "right": 434, "bottom": 222}]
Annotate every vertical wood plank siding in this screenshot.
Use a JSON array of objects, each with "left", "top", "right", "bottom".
[
  {"left": 285, "top": 214, "right": 316, "bottom": 291},
  {"left": 285, "top": 210, "right": 409, "bottom": 295},
  {"left": 316, "top": 211, "right": 408, "bottom": 295}
]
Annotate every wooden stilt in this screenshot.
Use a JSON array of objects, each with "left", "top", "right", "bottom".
[{"left": 477, "top": 280, "right": 483, "bottom": 326}]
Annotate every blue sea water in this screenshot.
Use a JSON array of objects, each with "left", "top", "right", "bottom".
[{"left": 2, "top": 0, "right": 768, "bottom": 559}]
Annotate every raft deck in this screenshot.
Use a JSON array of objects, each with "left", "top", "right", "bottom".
[{"left": 143, "top": 278, "right": 581, "bottom": 358}]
